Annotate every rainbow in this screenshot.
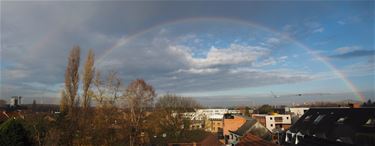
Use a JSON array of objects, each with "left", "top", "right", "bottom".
[{"left": 95, "top": 17, "right": 366, "bottom": 102}]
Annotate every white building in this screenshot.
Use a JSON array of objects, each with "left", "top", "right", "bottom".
[
  {"left": 227, "top": 109, "right": 241, "bottom": 114},
  {"left": 181, "top": 112, "right": 196, "bottom": 120},
  {"left": 10, "top": 96, "right": 22, "bottom": 107},
  {"left": 289, "top": 107, "right": 309, "bottom": 118},
  {"left": 192, "top": 109, "right": 228, "bottom": 120},
  {"left": 252, "top": 114, "right": 292, "bottom": 133}
]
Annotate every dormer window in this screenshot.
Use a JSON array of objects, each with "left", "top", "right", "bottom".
[
  {"left": 363, "top": 118, "right": 375, "bottom": 127},
  {"left": 313, "top": 115, "right": 325, "bottom": 125},
  {"left": 304, "top": 115, "right": 312, "bottom": 122},
  {"left": 336, "top": 117, "right": 347, "bottom": 124}
]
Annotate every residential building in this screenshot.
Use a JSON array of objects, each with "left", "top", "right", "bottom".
[
  {"left": 223, "top": 114, "right": 247, "bottom": 138},
  {"left": 206, "top": 114, "right": 223, "bottom": 133},
  {"left": 190, "top": 120, "right": 204, "bottom": 130},
  {"left": 288, "top": 107, "right": 310, "bottom": 124},
  {"left": 183, "top": 109, "right": 228, "bottom": 121},
  {"left": 182, "top": 112, "right": 196, "bottom": 120},
  {"left": 281, "top": 108, "right": 375, "bottom": 146},
  {"left": 222, "top": 114, "right": 273, "bottom": 145},
  {"left": 195, "top": 109, "right": 228, "bottom": 120},
  {"left": 10, "top": 96, "right": 22, "bottom": 107},
  {"left": 228, "top": 109, "right": 241, "bottom": 115},
  {"left": 182, "top": 109, "right": 228, "bottom": 130},
  {"left": 289, "top": 107, "right": 309, "bottom": 118},
  {"left": 252, "top": 114, "right": 292, "bottom": 133},
  {"left": 227, "top": 116, "right": 272, "bottom": 146}
]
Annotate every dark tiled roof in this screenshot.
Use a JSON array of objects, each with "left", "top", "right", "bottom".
[{"left": 282, "top": 108, "right": 375, "bottom": 146}]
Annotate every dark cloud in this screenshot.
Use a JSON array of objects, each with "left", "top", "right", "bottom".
[
  {"left": 329, "top": 50, "right": 375, "bottom": 59},
  {"left": 1, "top": 1, "right": 373, "bottom": 105}
]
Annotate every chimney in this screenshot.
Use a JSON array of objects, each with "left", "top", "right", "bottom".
[
  {"left": 18, "top": 96, "right": 22, "bottom": 105},
  {"left": 348, "top": 103, "right": 360, "bottom": 108}
]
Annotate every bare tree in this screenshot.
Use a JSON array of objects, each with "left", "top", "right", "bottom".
[
  {"left": 155, "top": 94, "right": 200, "bottom": 112},
  {"left": 59, "top": 90, "right": 68, "bottom": 113},
  {"left": 92, "top": 70, "right": 122, "bottom": 106},
  {"left": 59, "top": 46, "right": 81, "bottom": 146},
  {"left": 64, "top": 46, "right": 80, "bottom": 114},
  {"left": 151, "top": 94, "right": 200, "bottom": 140},
  {"left": 82, "top": 48, "right": 95, "bottom": 110},
  {"left": 88, "top": 70, "right": 125, "bottom": 145},
  {"left": 93, "top": 71, "right": 105, "bottom": 105},
  {"left": 124, "top": 79, "right": 156, "bottom": 146},
  {"left": 107, "top": 71, "right": 122, "bottom": 105}
]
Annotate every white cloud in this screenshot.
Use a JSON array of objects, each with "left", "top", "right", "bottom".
[
  {"left": 176, "top": 68, "right": 219, "bottom": 74},
  {"left": 312, "top": 27, "right": 324, "bottom": 33},
  {"left": 3, "top": 69, "right": 30, "bottom": 80},
  {"left": 266, "top": 37, "right": 280, "bottom": 44},
  {"left": 305, "top": 22, "right": 321, "bottom": 28},
  {"left": 337, "top": 20, "right": 346, "bottom": 25},
  {"left": 335, "top": 46, "right": 360, "bottom": 54},
  {"left": 279, "top": 56, "right": 288, "bottom": 61},
  {"left": 253, "top": 58, "right": 276, "bottom": 67},
  {"left": 186, "top": 44, "right": 270, "bottom": 68}
]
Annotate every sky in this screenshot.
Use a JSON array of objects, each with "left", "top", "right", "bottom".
[{"left": 1, "top": 1, "right": 374, "bottom": 106}]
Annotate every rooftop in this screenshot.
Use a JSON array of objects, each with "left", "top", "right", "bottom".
[
  {"left": 236, "top": 133, "right": 279, "bottom": 146},
  {"left": 283, "top": 108, "right": 375, "bottom": 146}
]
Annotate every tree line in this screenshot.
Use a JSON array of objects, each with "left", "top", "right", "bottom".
[{"left": 0, "top": 46, "right": 203, "bottom": 146}]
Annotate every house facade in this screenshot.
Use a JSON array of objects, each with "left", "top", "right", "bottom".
[{"left": 252, "top": 114, "right": 292, "bottom": 133}]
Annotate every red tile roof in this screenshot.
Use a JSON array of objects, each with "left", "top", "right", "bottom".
[
  {"left": 0, "top": 111, "right": 24, "bottom": 123},
  {"left": 198, "top": 133, "right": 223, "bottom": 146},
  {"left": 0, "top": 112, "right": 8, "bottom": 123},
  {"left": 236, "top": 133, "right": 279, "bottom": 146}
]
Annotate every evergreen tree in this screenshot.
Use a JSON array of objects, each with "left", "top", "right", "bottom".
[{"left": 0, "top": 118, "right": 31, "bottom": 146}]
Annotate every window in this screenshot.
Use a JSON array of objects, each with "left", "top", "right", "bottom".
[
  {"left": 363, "top": 118, "right": 375, "bottom": 127},
  {"left": 313, "top": 115, "right": 326, "bottom": 125},
  {"left": 275, "top": 117, "right": 283, "bottom": 122},
  {"left": 270, "top": 117, "right": 273, "bottom": 120},
  {"left": 286, "top": 117, "right": 289, "bottom": 119},
  {"left": 304, "top": 115, "right": 312, "bottom": 122},
  {"left": 270, "top": 124, "right": 273, "bottom": 127},
  {"left": 336, "top": 117, "right": 347, "bottom": 124}
]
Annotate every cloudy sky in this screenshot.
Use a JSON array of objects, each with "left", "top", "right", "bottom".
[{"left": 1, "top": 1, "right": 374, "bottom": 106}]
